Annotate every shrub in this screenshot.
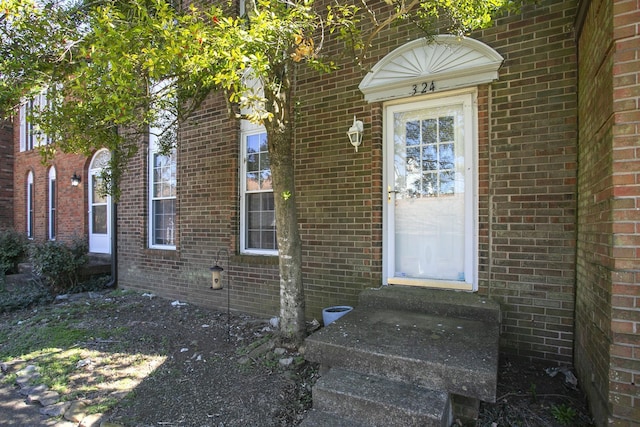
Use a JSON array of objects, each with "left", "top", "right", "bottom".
[
  {"left": 29, "top": 238, "right": 88, "bottom": 292},
  {"left": 0, "top": 280, "right": 53, "bottom": 313},
  {"left": 0, "top": 229, "right": 29, "bottom": 275}
]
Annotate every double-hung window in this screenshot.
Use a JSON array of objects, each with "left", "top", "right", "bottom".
[
  {"left": 148, "top": 80, "right": 177, "bottom": 250},
  {"left": 19, "top": 92, "right": 52, "bottom": 151},
  {"left": 240, "top": 124, "right": 277, "bottom": 254},
  {"left": 148, "top": 140, "right": 177, "bottom": 249}
]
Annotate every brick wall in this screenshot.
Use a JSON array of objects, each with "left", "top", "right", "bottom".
[
  {"left": 576, "top": 0, "right": 640, "bottom": 425},
  {"left": 117, "top": 0, "right": 578, "bottom": 365},
  {"left": 117, "top": 93, "right": 282, "bottom": 318},
  {"left": 12, "top": 115, "right": 88, "bottom": 244},
  {"left": 295, "top": 1, "right": 578, "bottom": 353},
  {"left": 0, "top": 119, "right": 13, "bottom": 230},
  {"left": 474, "top": 0, "right": 578, "bottom": 363}
]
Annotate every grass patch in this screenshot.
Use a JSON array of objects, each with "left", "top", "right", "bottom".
[
  {"left": 32, "top": 348, "right": 85, "bottom": 393},
  {"left": 86, "top": 396, "right": 120, "bottom": 415},
  {"left": 0, "top": 299, "right": 128, "bottom": 362},
  {"left": 1, "top": 325, "right": 88, "bottom": 361},
  {"left": 0, "top": 288, "right": 172, "bottom": 422}
]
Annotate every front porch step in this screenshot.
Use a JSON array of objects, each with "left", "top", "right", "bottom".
[
  {"left": 305, "top": 306, "right": 499, "bottom": 402},
  {"left": 17, "top": 262, "right": 34, "bottom": 274},
  {"left": 302, "top": 287, "right": 501, "bottom": 425},
  {"left": 300, "top": 409, "right": 369, "bottom": 427},
  {"left": 301, "top": 368, "right": 451, "bottom": 427},
  {"left": 359, "top": 286, "right": 501, "bottom": 323}
]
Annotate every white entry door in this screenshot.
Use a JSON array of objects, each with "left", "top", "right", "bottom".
[
  {"left": 89, "top": 149, "right": 111, "bottom": 254},
  {"left": 384, "top": 92, "right": 476, "bottom": 290}
]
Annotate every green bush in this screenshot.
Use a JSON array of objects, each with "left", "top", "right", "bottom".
[
  {"left": 0, "top": 280, "right": 53, "bottom": 313},
  {"left": 29, "top": 238, "right": 88, "bottom": 292},
  {"left": 0, "top": 229, "right": 29, "bottom": 275}
]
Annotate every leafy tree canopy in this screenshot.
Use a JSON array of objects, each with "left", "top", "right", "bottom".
[
  {"left": 1, "top": 0, "right": 519, "bottom": 183},
  {"left": 1, "top": 0, "right": 521, "bottom": 342}
]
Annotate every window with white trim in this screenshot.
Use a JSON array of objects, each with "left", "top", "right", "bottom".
[
  {"left": 48, "top": 167, "right": 56, "bottom": 240},
  {"left": 19, "top": 92, "right": 52, "bottom": 151},
  {"left": 148, "top": 132, "right": 176, "bottom": 249},
  {"left": 26, "top": 171, "right": 34, "bottom": 239},
  {"left": 148, "top": 79, "right": 178, "bottom": 249},
  {"left": 148, "top": 80, "right": 178, "bottom": 250},
  {"left": 240, "top": 126, "right": 277, "bottom": 254}
]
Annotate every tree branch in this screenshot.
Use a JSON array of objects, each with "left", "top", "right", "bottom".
[{"left": 362, "top": 0, "right": 421, "bottom": 57}]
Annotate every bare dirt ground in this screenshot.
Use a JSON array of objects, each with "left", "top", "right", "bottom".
[
  {"left": 0, "top": 284, "right": 593, "bottom": 427},
  {"left": 476, "top": 357, "right": 594, "bottom": 427},
  {"left": 0, "top": 288, "right": 317, "bottom": 426}
]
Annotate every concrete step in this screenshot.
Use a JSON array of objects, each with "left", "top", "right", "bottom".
[
  {"left": 16, "top": 256, "right": 111, "bottom": 281},
  {"left": 299, "top": 409, "right": 369, "bottom": 427},
  {"left": 17, "top": 263, "right": 33, "bottom": 274},
  {"left": 304, "top": 307, "right": 499, "bottom": 402},
  {"left": 87, "top": 253, "right": 112, "bottom": 264},
  {"left": 304, "top": 368, "right": 451, "bottom": 427},
  {"left": 3, "top": 273, "right": 34, "bottom": 288},
  {"left": 359, "top": 286, "right": 501, "bottom": 323}
]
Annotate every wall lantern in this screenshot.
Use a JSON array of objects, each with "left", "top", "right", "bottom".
[
  {"left": 71, "top": 173, "right": 81, "bottom": 187},
  {"left": 347, "top": 116, "right": 364, "bottom": 152}
]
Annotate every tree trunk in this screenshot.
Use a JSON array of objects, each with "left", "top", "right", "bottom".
[{"left": 264, "top": 70, "right": 305, "bottom": 345}]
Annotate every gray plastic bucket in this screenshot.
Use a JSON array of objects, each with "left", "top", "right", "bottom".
[{"left": 322, "top": 306, "right": 353, "bottom": 326}]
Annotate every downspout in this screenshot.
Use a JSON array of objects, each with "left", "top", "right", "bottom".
[
  {"left": 487, "top": 84, "right": 493, "bottom": 300},
  {"left": 104, "top": 146, "right": 118, "bottom": 289},
  {"left": 105, "top": 201, "right": 117, "bottom": 288}
]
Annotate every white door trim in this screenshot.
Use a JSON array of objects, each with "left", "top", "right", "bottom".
[
  {"left": 382, "top": 89, "right": 478, "bottom": 290},
  {"left": 88, "top": 149, "right": 111, "bottom": 254}
]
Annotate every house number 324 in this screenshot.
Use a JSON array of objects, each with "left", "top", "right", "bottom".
[{"left": 411, "top": 81, "right": 436, "bottom": 96}]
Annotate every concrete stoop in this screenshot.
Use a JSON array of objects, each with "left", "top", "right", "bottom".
[
  {"left": 303, "top": 368, "right": 452, "bottom": 427},
  {"left": 17, "top": 253, "right": 111, "bottom": 275},
  {"left": 82, "top": 253, "right": 113, "bottom": 276},
  {"left": 301, "top": 286, "right": 501, "bottom": 426}
]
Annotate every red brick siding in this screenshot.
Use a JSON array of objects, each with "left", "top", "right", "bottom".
[
  {"left": 296, "top": 0, "right": 578, "bottom": 347},
  {"left": 474, "top": 0, "right": 578, "bottom": 363},
  {"left": 0, "top": 120, "right": 13, "bottom": 230},
  {"left": 117, "top": 0, "right": 578, "bottom": 364},
  {"left": 576, "top": 0, "right": 640, "bottom": 425},
  {"left": 12, "top": 114, "right": 88, "bottom": 244},
  {"left": 117, "top": 93, "right": 283, "bottom": 318}
]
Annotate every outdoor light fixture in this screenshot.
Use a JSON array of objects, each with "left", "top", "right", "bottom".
[
  {"left": 347, "top": 116, "right": 364, "bottom": 152},
  {"left": 71, "top": 173, "right": 81, "bottom": 187}
]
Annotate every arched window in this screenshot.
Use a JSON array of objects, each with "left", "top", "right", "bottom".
[
  {"left": 26, "top": 171, "right": 34, "bottom": 239},
  {"left": 48, "top": 167, "right": 57, "bottom": 240}
]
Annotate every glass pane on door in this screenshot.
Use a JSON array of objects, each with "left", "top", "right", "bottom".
[
  {"left": 92, "top": 175, "right": 107, "bottom": 203},
  {"left": 392, "top": 103, "right": 466, "bottom": 282},
  {"left": 91, "top": 175, "right": 108, "bottom": 235},
  {"left": 92, "top": 205, "right": 108, "bottom": 234}
]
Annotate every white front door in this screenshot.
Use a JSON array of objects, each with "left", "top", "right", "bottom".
[
  {"left": 384, "top": 92, "right": 476, "bottom": 290},
  {"left": 89, "top": 149, "right": 111, "bottom": 254}
]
